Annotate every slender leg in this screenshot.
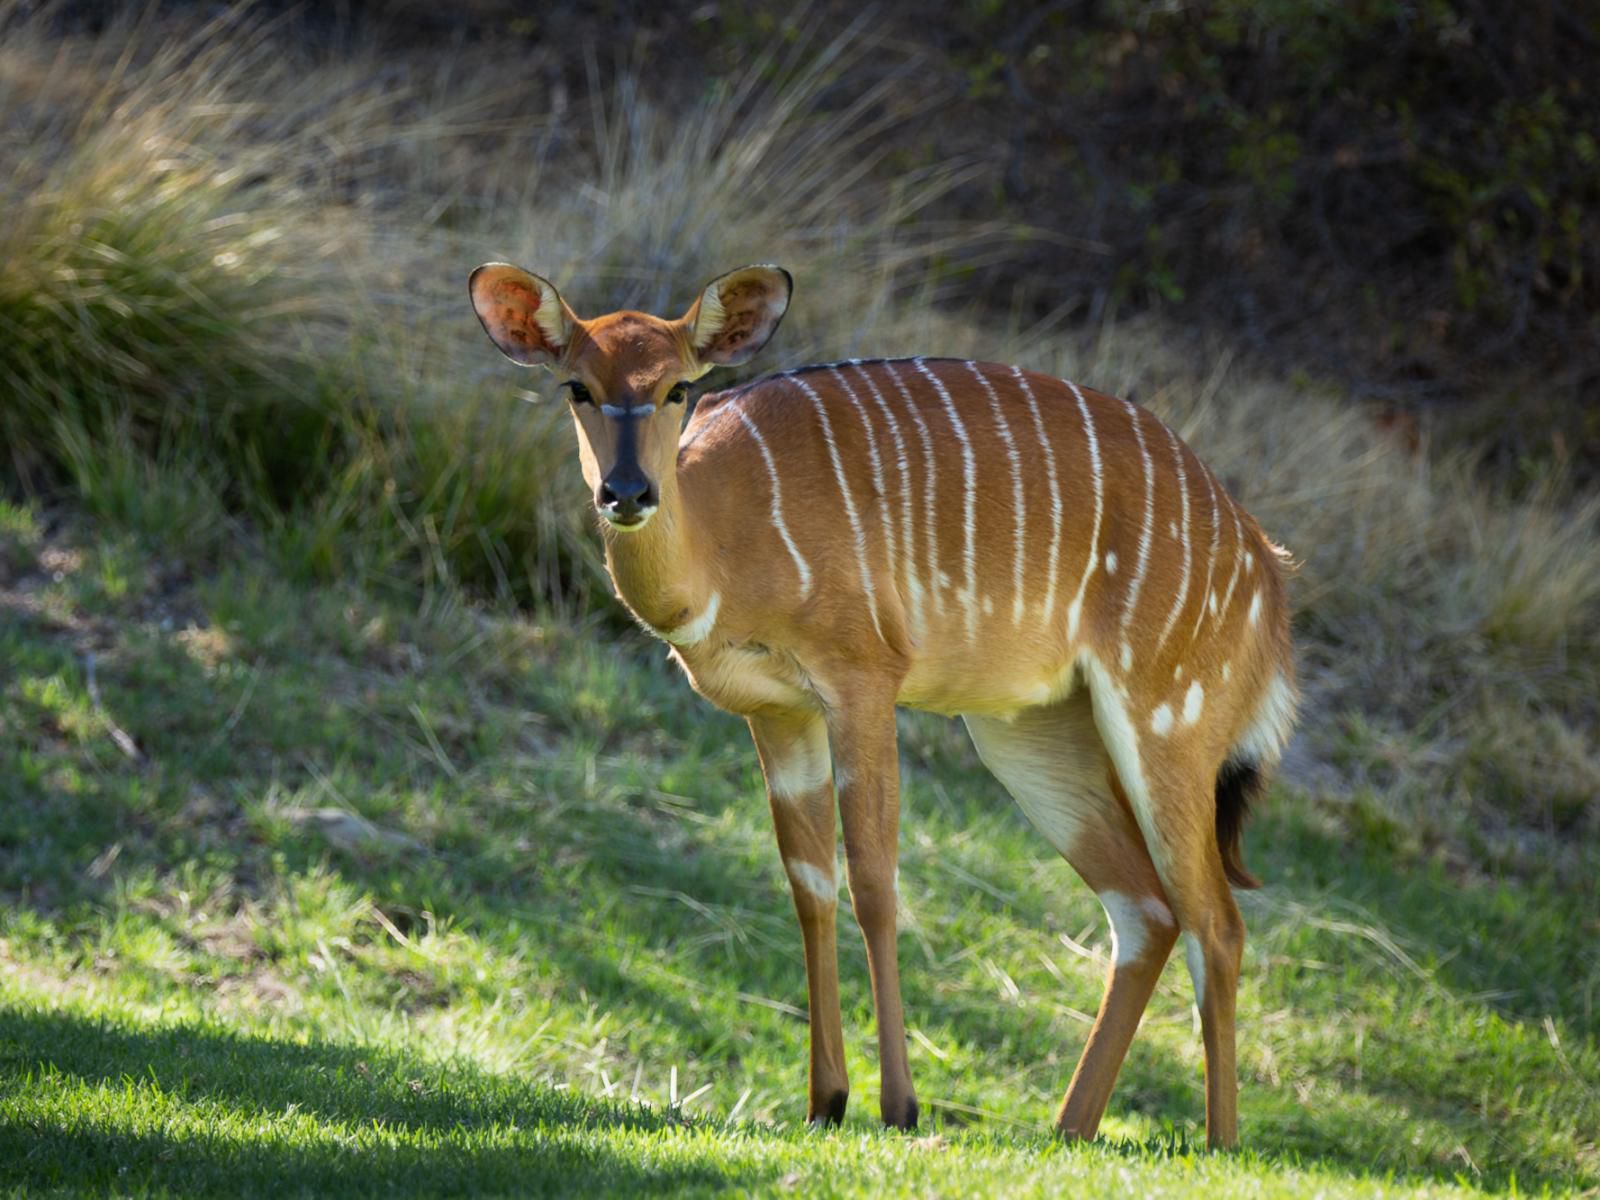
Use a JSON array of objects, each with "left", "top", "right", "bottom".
[
  {"left": 966, "top": 698, "right": 1178, "bottom": 1141},
  {"left": 1125, "top": 774, "right": 1246, "bottom": 1148},
  {"left": 828, "top": 699, "right": 917, "bottom": 1129},
  {"left": 749, "top": 711, "right": 849, "bottom": 1125}
]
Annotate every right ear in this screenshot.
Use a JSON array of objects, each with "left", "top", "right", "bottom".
[{"left": 468, "top": 263, "right": 575, "bottom": 367}]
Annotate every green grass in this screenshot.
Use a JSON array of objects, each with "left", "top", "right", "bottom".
[{"left": 2, "top": 511, "right": 1596, "bottom": 1197}]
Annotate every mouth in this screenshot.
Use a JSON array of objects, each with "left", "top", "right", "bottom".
[{"left": 601, "top": 507, "right": 657, "bottom": 532}]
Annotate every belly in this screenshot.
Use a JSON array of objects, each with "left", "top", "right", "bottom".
[{"left": 896, "top": 639, "right": 1079, "bottom": 718}]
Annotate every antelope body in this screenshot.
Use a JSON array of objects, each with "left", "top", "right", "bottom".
[{"left": 469, "top": 262, "right": 1297, "bottom": 1147}]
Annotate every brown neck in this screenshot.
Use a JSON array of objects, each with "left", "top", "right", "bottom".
[{"left": 601, "top": 470, "right": 713, "bottom": 634}]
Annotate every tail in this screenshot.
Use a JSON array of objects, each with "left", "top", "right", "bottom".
[{"left": 1215, "top": 756, "right": 1265, "bottom": 889}]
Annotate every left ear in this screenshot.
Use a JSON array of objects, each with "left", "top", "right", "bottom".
[{"left": 685, "top": 265, "right": 793, "bottom": 367}]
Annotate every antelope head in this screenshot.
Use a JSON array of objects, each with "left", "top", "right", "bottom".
[{"left": 468, "top": 263, "right": 793, "bottom": 531}]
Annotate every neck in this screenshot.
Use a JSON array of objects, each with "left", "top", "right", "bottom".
[{"left": 601, "top": 473, "right": 711, "bottom": 635}]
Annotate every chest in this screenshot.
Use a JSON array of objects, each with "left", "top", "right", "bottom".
[{"left": 669, "top": 637, "right": 816, "bottom": 716}]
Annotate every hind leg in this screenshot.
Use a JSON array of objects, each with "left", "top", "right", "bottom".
[
  {"left": 965, "top": 693, "right": 1178, "bottom": 1141},
  {"left": 1081, "top": 665, "right": 1246, "bottom": 1148}
]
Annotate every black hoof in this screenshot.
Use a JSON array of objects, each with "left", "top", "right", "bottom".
[
  {"left": 883, "top": 1097, "right": 918, "bottom": 1131},
  {"left": 809, "top": 1089, "right": 848, "bottom": 1126}
]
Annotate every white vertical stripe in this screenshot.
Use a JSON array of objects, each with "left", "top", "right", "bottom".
[
  {"left": 967, "top": 363, "right": 1027, "bottom": 623},
  {"left": 788, "top": 375, "right": 885, "bottom": 642},
  {"left": 882, "top": 362, "right": 943, "bottom": 617},
  {"left": 849, "top": 364, "right": 923, "bottom": 640},
  {"left": 1012, "top": 367, "right": 1063, "bottom": 622},
  {"left": 1064, "top": 380, "right": 1104, "bottom": 640},
  {"left": 1189, "top": 462, "right": 1222, "bottom": 646},
  {"left": 1119, "top": 401, "right": 1157, "bottom": 636},
  {"left": 829, "top": 367, "right": 898, "bottom": 614},
  {"left": 735, "top": 408, "right": 814, "bottom": 597},
  {"left": 1218, "top": 495, "right": 1247, "bottom": 626},
  {"left": 916, "top": 358, "right": 979, "bottom": 641},
  {"left": 1154, "top": 425, "right": 1192, "bottom": 655}
]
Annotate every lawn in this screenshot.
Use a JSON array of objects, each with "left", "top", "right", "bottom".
[{"left": 2, "top": 509, "right": 1595, "bottom": 1197}]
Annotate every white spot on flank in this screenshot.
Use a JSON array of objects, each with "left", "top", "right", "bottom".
[
  {"left": 1120, "top": 641, "right": 1133, "bottom": 671},
  {"left": 982, "top": 595, "right": 995, "bottom": 616},
  {"left": 1119, "top": 402, "right": 1156, "bottom": 636},
  {"left": 786, "top": 859, "right": 838, "bottom": 902},
  {"left": 1182, "top": 680, "right": 1205, "bottom": 725},
  {"left": 1173, "top": 663, "right": 1184, "bottom": 681},
  {"left": 917, "top": 359, "right": 978, "bottom": 640},
  {"left": 736, "top": 409, "right": 813, "bottom": 596},
  {"left": 789, "top": 375, "right": 884, "bottom": 642},
  {"left": 1248, "top": 589, "right": 1262, "bottom": 626},
  {"left": 1150, "top": 703, "right": 1174, "bottom": 736},
  {"left": 1221, "top": 661, "right": 1232, "bottom": 682},
  {"left": 881, "top": 362, "right": 943, "bottom": 616},
  {"left": 1169, "top": 520, "right": 1178, "bottom": 538},
  {"left": 661, "top": 590, "right": 721, "bottom": 646},
  {"left": 1105, "top": 551, "right": 1118, "bottom": 575},
  {"left": 966, "top": 363, "right": 1027, "bottom": 623},
  {"left": 1245, "top": 553, "right": 1255, "bottom": 574},
  {"left": 1065, "top": 380, "right": 1104, "bottom": 639},
  {"left": 1184, "top": 932, "right": 1206, "bottom": 1004},
  {"left": 766, "top": 721, "right": 831, "bottom": 801},
  {"left": 1209, "top": 591, "right": 1219, "bottom": 615},
  {"left": 1012, "top": 368, "right": 1063, "bottom": 621}
]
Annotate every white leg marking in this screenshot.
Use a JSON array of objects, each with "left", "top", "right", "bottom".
[
  {"left": 1105, "top": 551, "right": 1118, "bottom": 575},
  {"left": 1102, "top": 891, "right": 1176, "bottom": 965},
  {"left": 883, "top": 362, "right": 943, "bottom": 616},
  {"left": 662, "top": 590, "right": 721, "bottom": 646},
  {"left": 1235, "top": 670, "right": 1298, "bottom": 765},
  {"left": 1012, "top": 367, "right": 1063, "bottom": 621},
  {"left": 966, "top": 363, "right": 1027, "bottom": 623},
  {"left": 916, "top": 359, "right": 978, "bottom": 640},
  {"left": 1119, "top": 402, "right": 1157, "bottom": 637},
  {"left": 964, "top": 703, "right": 1108, "bottom": 859},
  {"left": 1150, "top": 703, "right": 1174, "bottom": 736},
  {"left": 736, "top": 409, "right": 814, "bottom": 596},
  {"left": 1064, "top": 381, "right": 1105, "bottom": 640},
  {"left": 1155, "top": 427, "right": 1192, "bottom": 654},
  {"left": 1182, "top": 680, "right": 1204, "bottom": 725},
  {"left": 1189, "top": 464, "right": 1222, "bottom": 645},
  {"left": 1184, "top": 931, "right": 1206, "bottom": 1005},
  {"left": 789, "top": 376, "right": 885, "bottom": 642},
  {"left": 1100, "top": 891, "right": 1148, "bottom": 965},
  {"left": 786, "top": 859, "right": 838, "bottom": 902},
  {"left": 766, "top": 720, "right": 832, "bottom": 801},
  {"left": 850, "top": 365, "right": 922, "bottom": 639}
]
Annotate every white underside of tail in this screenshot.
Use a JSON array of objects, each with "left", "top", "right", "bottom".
[{"left": 1233, "top": 670, "right": 1298, "bottom": 766}]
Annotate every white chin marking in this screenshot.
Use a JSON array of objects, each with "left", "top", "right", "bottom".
[{"left": 603, "top": 507, "right": 657, "bottom": 532}]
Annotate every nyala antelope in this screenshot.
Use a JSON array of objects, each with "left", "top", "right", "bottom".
[{"left": 469, "top": 261, "right": 1297, "bottom": 1147}]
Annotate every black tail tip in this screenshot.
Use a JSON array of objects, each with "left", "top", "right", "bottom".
[{"left": 1216, "top": 756, "right": 1265, "bottom": 889}]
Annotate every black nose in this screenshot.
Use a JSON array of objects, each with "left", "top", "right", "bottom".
[{"left": 598, "top": 473, "right": 656, "bottom": 522}]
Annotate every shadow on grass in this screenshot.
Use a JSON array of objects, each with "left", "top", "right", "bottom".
[{"left": 0, "top": 1005, "right": 770, "bottom": 1197}]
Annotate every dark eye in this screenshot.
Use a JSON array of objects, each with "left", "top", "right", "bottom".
[
  {"left": 564, "top": 380, "right": 594, "bottom": 406},
  {"left": 665, "top": 382, "right": 690, "bottom": 405}
]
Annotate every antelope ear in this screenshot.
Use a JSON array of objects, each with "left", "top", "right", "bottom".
[
  {"left": 686, "top": 265, "right": 792, "bottom": 367},
  {"left": 469, "top": 263, "right": 574, "bottom": 367}
]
